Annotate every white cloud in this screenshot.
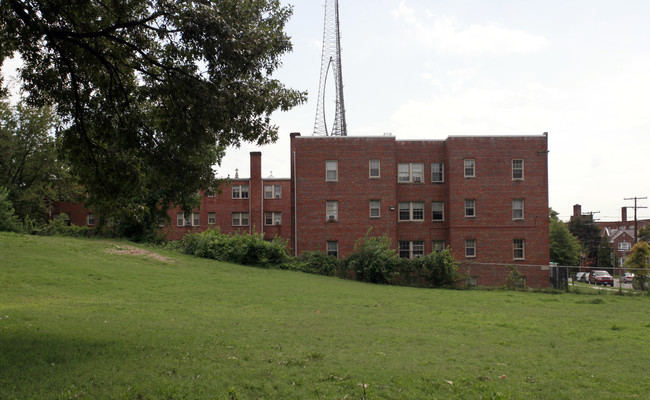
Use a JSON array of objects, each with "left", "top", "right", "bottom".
[{"left": 392, "top": 2, "right": 549, "bottom": 56}]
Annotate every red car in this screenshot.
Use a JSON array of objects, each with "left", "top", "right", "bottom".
[{"left": 589, "top": 270, "right": 614, "bottom": 286}]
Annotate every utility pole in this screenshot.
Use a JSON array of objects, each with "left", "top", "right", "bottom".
[{"left": 624, "top": 196, "right": 647, "bottom": 243}]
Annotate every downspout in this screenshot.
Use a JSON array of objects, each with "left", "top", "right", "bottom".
[
  {"left": 260, "top": 178, "right": 264, "bottom": 237},
  {"left": 293, "top": 150, "right": 298, "bottom": 256},
  {"left": 249, "top": 178, "right": 252, "bottom": 235}
]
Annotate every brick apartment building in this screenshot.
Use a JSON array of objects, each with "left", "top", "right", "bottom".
[{"left": 54, "top": 132, "right": 551, "bottom": 287}]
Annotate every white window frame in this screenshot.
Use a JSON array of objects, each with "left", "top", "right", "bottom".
[
  {"left": 432, "top": 201, "right": 444, "bottom": 221},
  {"left": 177, "top": 213, "right": 191, "bottom": 227},
  {"left": 232, "top": 185, "right": 249, "bottom": 199},
  {"left": 326, "top": 201, "right": 339, "bottom": 221},
  {"left": 265, "top": 212, "right": 282, "bottom": 226},
  {"left": 192, "top": 212, "right": 200, "bottom": 227},
  {"left": 208, "top": 212, "right": 216, "bottom": 225},
  {"left": 232, "top": 212, "right": 249, "bottom": 227},
  {"left": 465, "top": 239, "right": 476, "bottom": 258},
  {"left": 397, "top": 163, "right": 424, "bottom": 183},
  {"left": 512, "top": 159, "right": 524, "bottom": 180},
  {"left": 512, "top": 199, "right": 524, "bottom": 220},
  {"left": 464, "top": 159, "right": 475, "bottom": 178},
  {"left": 326, "top": 160, "right": 338, "bottom": 182},
  {"left": 619, "top": 242, "right": 631, "bottom": 251},
  {"left": 513, "top": 239, "right": 525, "bottom": 260},
  {"left": 369, "top": 200, "right": 381, "bottom": 218},
  {"left": 398, "top": 241, "right": 425, "bottom": 259},
  {"left": 326, "top": 241, "right": 339, "bottom": 258},
  {"left": 87, "top": 213, "right": 95, "bottom": 226},
  {"left": 369, "top": 159, "right": 380, "bottom": 178},
  {"left": 398, "top": 202, "right": 424, "bottom": 221},
  {"left": 465, "top": 199, "right": 476, "bottom": 218},
  {"left": 431, "top": 162, "right": 444, "bottom": 183},
  {"left": 264, "top": 184, "right": 281, "bottom": 199},
  {"left": 206, "top": 188, "right": 216, "bottom": 198}
]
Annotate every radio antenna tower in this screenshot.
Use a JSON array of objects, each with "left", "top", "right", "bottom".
[{"left": 313, "top": 0, "right": 347, "bottom": 136}]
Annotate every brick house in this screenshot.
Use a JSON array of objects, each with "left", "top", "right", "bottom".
[
  {"left": 596, "top": 206, "right": 650, "bottom": 269},
  {"left": 53, "top": 132, "right": 551, "bottom": 287}
]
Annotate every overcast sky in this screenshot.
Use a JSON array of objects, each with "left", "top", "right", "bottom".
[{"left": 3, "top": 0, "right": 649, "bottom": 221}]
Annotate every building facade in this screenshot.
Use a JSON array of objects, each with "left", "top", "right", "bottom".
[{"left": 54, "top": 133, "right": 551, "bottom": 287}]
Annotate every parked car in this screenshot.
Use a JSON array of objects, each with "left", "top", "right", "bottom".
[
  {"left": 575, "top": 272, "right": 587, "bottom": 283},
  {"left": 622, "top": 272, "right": 635, "bottom": 283},
  {"left": 580, "top": 273, "right": 590, "bottom": 283},
  {"left": 589, "top": 270, "right": 614, "bottom": 286}
]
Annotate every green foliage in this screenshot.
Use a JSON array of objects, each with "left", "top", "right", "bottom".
[
  {"left": 567, "top": 213, "right": 601, "bottom": 259},
  {"left": 639, "top": 226, "right": 650, "bottom": 243},
  {"left": 0, "top": 99, "right": 79, "bottom": 224},
  {"left": 625, "top": 242, "right": 650, "bottom": 291},
  {"left": 549, "top": 209, "right": 582, "bottom": 265},
  {"left": 597, "top": 234, "right": 615, "bottom": 270},
  {"left": 180, "top": 228, "right": 290, "bottom": 268},
  {"left": 293, "top": 251, "right": 344, "bottom": 277},
  {"left": 39, "top": 214, "right": 91, "bottom": 237},
  {"left": 0, "top": 186, "right": 22, "bottom": 232},
  {"left": 346, "top": 233, "right": 398, "bottom": 284},
  {"left": 505, "top": 266, "right": 526, "bottom": 290},
  {"left": 2, "top": 0, "right": 306, "bottom": 231},
  {"left": 399, "top": 249, "right": 459, "bottom": 287}
]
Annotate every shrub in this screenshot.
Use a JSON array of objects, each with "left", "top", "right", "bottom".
[
  {"left": 346, "top": 233, "right": 397, "bottom": 284},
  {"left": 180, "top": 228, "right": 290, "bottom": 268},
  {"left": 39, "top": 214, "right": 91, "bottom": 237},
  {"left": 418, "top": 248, "right": 459, "bottom": 287},
  {"left": 0, "top": 187, "right": 22, "bottom": 233},
  {"left": 293, "top": 251, "right": 343, "bottom": 276}
]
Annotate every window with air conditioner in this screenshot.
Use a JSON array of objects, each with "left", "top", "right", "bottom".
[
  {"left": 326, "top": 201, "right": 339, "bottom": 221},
  {"left": 265, "top": 212, "right": 282, "bottom": 226},
  {"left": 397, "top": 163, "right": 424, "bottom": 183}
]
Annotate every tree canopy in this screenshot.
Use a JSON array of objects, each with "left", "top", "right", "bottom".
[
  {"left": 567, "top": 213, "right": 601, "bottom": 259},
  {"left": 549, "top": 208, "right": 582, "bottom": 266},
  {"left": 1, "top": 0, "right": 306, "bottom": 230}
]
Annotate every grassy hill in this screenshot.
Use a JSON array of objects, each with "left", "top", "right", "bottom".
[{"left": 1, "top": 232, "right": 649, "bottom": 399}]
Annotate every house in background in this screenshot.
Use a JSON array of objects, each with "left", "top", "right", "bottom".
[
  {"left": 597, "top": 207, "right": 650, "bottom": 267},
  {"left": 54, "top": 132, "right": 551, "bottom": 287}
]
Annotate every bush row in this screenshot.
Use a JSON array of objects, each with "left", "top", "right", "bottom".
[{"left": 177, "top": 229, "right": 459, "bottom": 288}]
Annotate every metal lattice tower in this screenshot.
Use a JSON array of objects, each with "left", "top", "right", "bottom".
[{"left": 313, "top": 0, "right": 347, "bottom": 136}]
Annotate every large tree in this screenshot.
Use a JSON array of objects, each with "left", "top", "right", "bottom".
[
  {"left": 549, "top": 208, "right": 581, "bottom": 266},
  {"left": 0, "top": 98, "right": 78, "bottom": 224},
  {"left": 1, "top": 0, "right": 305, "bottom": 233},
  {"left": 567, "top": 213, "right": 601, "bottom": 260}
]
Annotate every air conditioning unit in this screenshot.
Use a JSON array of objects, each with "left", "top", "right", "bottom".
[
  {"left": 328, "top": 215, "right": 336, "bottom": 221},
  {"left": 413, "top": 176, "right": 422, "bottom": 182},
  {"left": 275, "top": 221, "right": 281, "bottom": 225}
]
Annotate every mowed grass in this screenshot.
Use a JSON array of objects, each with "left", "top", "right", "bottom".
[{"left": 1, "top": 233, "right": 649, "bottom": 400}]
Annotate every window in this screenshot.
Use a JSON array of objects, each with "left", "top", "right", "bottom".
[
  {"left": 326, "top": 241, "right": 339, "bottom": 258},
  {"left": 208, "top": 212, "right": 216, "bottom": 225},
  {"left": 232, "top": 185, "right": 249, "bottom": 199},
  {"left": 512, "top": 159, "right": 524, "bottom": 180},
  {"left": 513, "top": 239, "right": 525, "bottom": 260},
  {"left": 265, "top": 212, "right": 282, "bottom": 226},
  {"left": 432, "top": 201, "right": 444, "bottom": 221},
  {"left": 465, "top": 239, "right": 476, "bottom": 257},
  {"left": 619, "top": 242, "right": 631, "bottom": 251},
  {"left": 232, "top": 212, "right": 249, "bottom": 226},
  {"left": 87, "top": 213, "right": 95, "bottom": 226},
  {"left": 369, "top": 200, "right": 381, "bottom": 218},
  {"left": 264, "top": 184, "right": 281, "bottom": 199},
  {"left": 431, "top": 162, "right": 444, "bottom": 183},
  {"left": 326, "top": 201, "right": 339, "bottom": 221},
  {"left": 432, "top": 240, "right": 445, "bottom": 252},
  {"left": 397, "top": 163, "right": 424, "bottom": 183},
  {"left": 192, "top": 213, "right": 200, "bottom": 227},
  {"left": 512, "top": 199, "right": 524, "bottom": 220},
  {"left": 326, "top": 160, "right": 338, "bottom": 181},
  {"left": 206, "top": 188, "right": 216, "bottom": 198},
  {"left": 369, "top": 159, "right": 380, "bottom": 178},
  {"left": 464, "top": 159, "right": 475, "bottom": 178},
  {"left": 398, "top": 202, "right": 424, "bottom": 221},
  {"left": 399, "top": 241, "right": 425, "bottom": 259},
  {"left": 465, "top": 199, "right": 476, "bottom": 218},
  {"left": 176, "top": 213, "right": 190, "bottom": 227}
]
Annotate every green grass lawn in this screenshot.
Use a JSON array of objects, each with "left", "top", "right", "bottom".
[{"left": 1, "top": 232, "right": 649, "bottom": 399}]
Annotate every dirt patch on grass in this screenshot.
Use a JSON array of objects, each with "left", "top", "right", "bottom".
[{"left": 108, "top": 245, "right": 173, "bottom": 263}]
